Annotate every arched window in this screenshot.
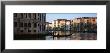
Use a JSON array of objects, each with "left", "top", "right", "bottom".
[
  {"left": 28, "top": 13, "right": 31, "bottom": 18},
  {"left": 28, "top": 23, "right": 31, "bottom": 27},
  {"left": 28, "top": 30, "right": 31, "bottom": 32},
  {"left": 24, "top": 23, "right": 27, "bottom": 27},
  {"left": 34, "top": 23, "right": 37, "bottom": 28},
  {"left": 19, "top": 22, "right": 23, "bottom": 27}
]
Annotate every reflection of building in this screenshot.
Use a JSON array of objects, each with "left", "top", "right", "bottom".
[
  {"left": 71, "top": 17, "right": 97, "bottom": 32},
  {"left": 53, "top": 19, "right": 71, "bottom": 30},
  {"left": 66, "top": 20, "right": 71, "bottom": 30},
  {"left": 71, "top": 18, "right": 81, "bottom": 31},
  {"left": 14, "top": 13, "right": 46, "bottom": 35}
]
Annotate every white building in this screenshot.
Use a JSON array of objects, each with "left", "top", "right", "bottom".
[{"left": 53, "top": 19, "right": 71, "bottom": 30}]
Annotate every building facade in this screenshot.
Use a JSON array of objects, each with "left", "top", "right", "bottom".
[
  {"left": 14, "top": 13, "right": 46, "bottom": 35},
  {"left": 46, "top": 22, "right": 53, "bottom": 31},
  {"left": 53, "top": 19, "right": 71, "bottom": 30},
  {"left": 71, "top": 17, "right": 97, "bottom": 32}
]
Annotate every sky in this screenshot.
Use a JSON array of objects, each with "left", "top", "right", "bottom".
[{"left": 46, "top": 13, "right": 97, "bottom": 23}]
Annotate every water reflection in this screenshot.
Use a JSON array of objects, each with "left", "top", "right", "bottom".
[
  {"left": 53, "top": 31, "right": 71, "bottom": 35},
  {"left": 14, "top": 31, "right": 97, "bottom": 40},
  {"left": 45, "top": 31, "right": 97, "bottom": 40}
]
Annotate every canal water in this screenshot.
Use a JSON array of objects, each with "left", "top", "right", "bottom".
[
  {"left": 45, "top": 31, "right": 97, "bottom": 40},
  {"left": 14, "top": 31, "right": 97, "bottom": 40}
]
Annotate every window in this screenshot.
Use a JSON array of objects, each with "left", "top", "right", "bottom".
[
  {"left": 38, "top": 13, "right": 41, "bottom": 21},
  {"left": 40, "top": 14, "right": 41, "bottom": 21},
  {"left": 24, "top": 13, "right": 27, "bottom": 18},
  {"left": 40, "top": 17, "right": 42, "bottom": 21},
  {"left": 28, "top": 30, "right": 31, "bottom": 32},
  {"left": 39, "top": 25, "right": 41, "bottom": 31},
  {"left": 24, "top": 23, "right": 27, "bottom": 27},
  {"left": 34, "top": 30, "right": 36, "bottom": 32},
  {"left": 38, "top": 13, "right": 40, "bottom": 16},
  {"left": 14, "top": 22, "right": 17, "bottom": 27},
  {"left": 34, "top": 23, "right": 36, "bottom": 28},
  {"left": 34, "top": 13, "right": 36, "bottom": 19},
  {"left": 20, "top": 30, "right": 23, "bottom": 32},
  {"left": 38, "top": 13, "right": 40, "bottom": 20},
  {"left": 43, "top": 25, "right": 45, "bottom": 30},
  {"left": 42, "top": 25, "right": 45, "bottom": 31},
  {"left": 38, "top": 24, "right": 39, "bottom": 26},
  {"left": 93, "top": 19, "right": 95, "bottom": 21},
  {"left": 37, "top": 14, "right": 39, "bottom": 20},
  {"left": 14, "top": 13, "right": 17, "bottom": 17},
  {"left": 28, "top": 13, "right": 31, "bottom": 18},
  {"left": 19, "top": 22, "right": 23, "bottom": 27},
  {"left": 41, "top": 24, "right": 43, "bottom": 31},
  {"left": 21, "top": 13, "right": 23, "bottom": 18},
  {"left": 43, "top": 14, "right": 46, "bottom": 22},
  {"left": 42, "top": 14, "right": 44, "bottom": 21},
  {"left": 87, "top": 20, "right": 89, "bottom": 22},
  {"left": 87, "top": 20, "right": 89, "bottom": 23},
  {"left": 28, "top": 23, "right": 31, "bottom": 27},
  {"left": 38, "top": 18, "right": 39, "bottom": 20},
  {"left": 42, "top": 26, "right": 44, "bottom": 31}
]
